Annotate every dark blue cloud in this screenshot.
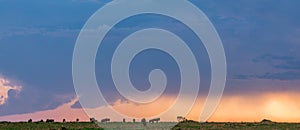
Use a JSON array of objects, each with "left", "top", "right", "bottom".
[
  {"left": 257, "top": 72, "right": 300, "bottom": 81},
  {"left": 71, "top": 100, "right": 82, "bottom": 109},
  {"left": 234, "top": 54, "right": 300, "bottom": 81},
  {"left": 234, "top": 71, "right": 300, "bottom": 81},
  {"left": 253, "top": 54, "right": 300, "bottom": 70},
  {"left": 95, "top": 13, "right": 211, "bottom": 108},
  {"left": 0, "top": 0, "right": 109, "bottom": 115},
  {"left": 0, "top": 0, "right": 106, "bottom": 29}
]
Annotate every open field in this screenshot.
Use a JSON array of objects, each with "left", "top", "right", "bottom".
[
  {"left": 1, "top": 121, "right": 300, "bottom": 130},
  {"left": 98, "top": 122, "right": 177, "bottom": 130},
  {"left": 172, "top": 120, "right": 300, "bottom": 130},
  {"left": 0, "top": 122, "right": 177, "bottom": 130},
  {"left": 0, "top": 122, "right": 103, "bottom": 130}
]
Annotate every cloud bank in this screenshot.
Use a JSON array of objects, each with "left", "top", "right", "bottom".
[{"left": 0, "top": 76, "right": 22, "bottom": 105}]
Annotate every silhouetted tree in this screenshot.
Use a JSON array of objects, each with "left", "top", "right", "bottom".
[
  {"left": 261, "top": 119, "right": 273, "bottom": 124},
  {"left": 141, "top": 118, "right": 147, "bottom": 126}
]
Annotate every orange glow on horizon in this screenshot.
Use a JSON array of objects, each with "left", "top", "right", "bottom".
[
  {"left": 112, "top": 96, "right": 175, "bottom": 118},
  {"left": 0, "top": 92, "right": 300, "bottom": 122}
]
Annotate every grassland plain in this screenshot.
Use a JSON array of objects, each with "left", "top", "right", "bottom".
[
  {"left": 1, "top": 121, "right": 300, "bottom": 130},
  {"left": 97, "top": 122, "right": 177, "bottom": 130},
  {"left": 172, "top": 120, "right": 300, "bottom": 130},
  {"left": 0, "top": 122, "right": 103, "bottom": 130}
]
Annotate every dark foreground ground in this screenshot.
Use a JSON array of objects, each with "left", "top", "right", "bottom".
[
  {"left": 172, "top": 120, "right": 300, "bottom": 130},
  {"left": 1, "top": 120, "right": 300, "bottom": 130},
  {"left": 0, "top": 122, "right": 103, "bottom": 130}
]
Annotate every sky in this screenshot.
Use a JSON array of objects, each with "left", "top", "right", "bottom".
[{"left": 0, "top": 0, "right": 300, "bottom": 122}]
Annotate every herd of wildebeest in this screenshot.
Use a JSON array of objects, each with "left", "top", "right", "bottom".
[
  {"left": 2, "top": 117, "right": 291, "bottom": 129},
  {"left": 25, "top": 117, "right": 163, "bottom": 124},
  {"left": 22, "top": 116, "right": 187, "bottom": 126}
]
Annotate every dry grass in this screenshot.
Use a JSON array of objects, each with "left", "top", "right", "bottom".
[{"left": 1, "top": 121, "right": 300, "bottom": 130}]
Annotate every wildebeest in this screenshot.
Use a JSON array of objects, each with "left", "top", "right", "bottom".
[
  {"left": 90, "top": 118, "right": 98, "bottom": 123},
  {"left": 149, "top": 118, "right": 160, "bottom": 123},
  {"left": 133, "top": 119, "right": 136, "bottom": 123},
  {"left": 177, "top": 116, "right": 186, "bottom": 122},
  {"left": 46, "top": 119, "right": 54, "bottom": 123},
  {"left": 28, "top": 119, "right": 32, "bottom": 123},
  {"left": 101, "top": 118, "right": 110, "bottom": 123},
  {"left": 63, "top": 119, "right": 66, "bottom": 123},
  {"left": 76, "top": 118, "right": 79, "bottom": 122}
]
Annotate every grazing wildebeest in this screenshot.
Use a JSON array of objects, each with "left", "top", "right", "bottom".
[
  {"left": 123, "top": 118, "right": 126, "bottom": 123},
  {"left": 63, "top": 119, "right": 66, "bottom": 123},
  {"left": 90, "top": 118, "right": 98, "bottom": 123},
  {"left": 28, "top": 119, "right": 32, "bottom": 123},
  {"left": 141, "top": 118, "right": 147, "bottom": 126},
  {"left": 149, "top": 118, "right": 160, "bottom": 123},
  {"left": 39, "top": 119, "right": 44, "bottom": 123},
  {"left": 46, "top": 119, "right": 54, "bottom": 123},
  {"left": 101, "top": 118, "right": 110, "bottom": 123},
  {"left": 76, "top": 118, "right": 79, "bottom": 122},
  {"left": 177, "top": 116, "right": 186, "bottom": 122},
  {"left": 133, "top": 119, "right": 136, "bottom": 123}
]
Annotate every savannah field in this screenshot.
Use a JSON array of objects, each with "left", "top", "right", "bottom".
[{"left": 1, "top": 120, "right": 300, "bottom": 130}]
